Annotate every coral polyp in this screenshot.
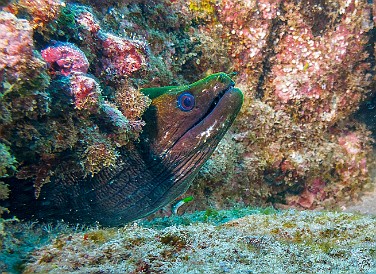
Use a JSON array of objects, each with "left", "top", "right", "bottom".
[
  {"left": 0, "top": 11, "right": 45, "bottom": 86},
  {"left": 115, "top": 85, "right": 151, "bottom": 134}
]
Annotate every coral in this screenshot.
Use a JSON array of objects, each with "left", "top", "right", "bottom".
[
  {"left": 11, "top": 0, "right": 63, "bottom": 29},
  {"left": 188, "top": 0, "right": 217, "bottom": 22},
  {"left": 76, "top": 11, "right": 100, "bottom": 34},
  {"left": 215, "top": 0, "right": 282, "bottom": 93},
  {"left": 41, "top": 43, "right": 89, "bottom": 76},
  {"left": 21, "top": 209, "right": 376, "bottom": 273},
  {"left": 115, "top": 85, "right": 151, "bottom": 135},
  {"left": 99, "top": 101, "right": 130, "bottom": 130},
  {"left": 100, "top": 33, "right": 147, "bottom": 79},
  {"left": 82, "top": 142, "right": 118, "bottom": 176},
  {"left": 0, "top": 143, "right": 15, "bottom": 242},
  {"left": 69, "top": 74, "right": 101, "bottom": 111},
  {"left": 0, "top": 182, "right": 9, "bottom": 201},
  {"left": 263, "top": 1, "right": 372, "bottom": 124},
  {"left": 0, "top": 11, "right": 44, "bottom": 86},
  {"left": 0, "top": 181, "right": 10, "bottom": 217}
]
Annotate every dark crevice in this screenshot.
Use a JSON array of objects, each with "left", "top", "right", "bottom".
[
  {"left": 352, "top": 14, "right": 376, "bottom": 143},
  {"left": 255, "top": 5, "right": 285, "bottom": 100}
]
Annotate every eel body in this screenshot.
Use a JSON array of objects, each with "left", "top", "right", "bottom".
[{"left": 34, "top": 73, "right": 243, "bottom": 225}]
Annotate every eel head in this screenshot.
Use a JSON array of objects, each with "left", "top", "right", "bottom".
[{"left": 141, "top": 72, "right": 243, "bottom": 199}]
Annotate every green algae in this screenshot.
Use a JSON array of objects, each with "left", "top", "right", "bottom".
[
  {"left": 140, "top": 206, "right": 277, "bottom": 228},
  {"left": 0, "top": 143, "right": 17, "bottom": 178}
]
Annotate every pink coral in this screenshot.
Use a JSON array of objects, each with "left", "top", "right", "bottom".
[
  {"left": 70, "top": 74, "right": 101, "bottom": 111},
  {"left": 0, "top": 11, "right": 34, "bottom": 82},
  {"left": 338, "top": 132, "right": 363, "bottom": 155},
  {"left": 101, "top": 34, "right": 147, "bottom": 77},
  {"left": 76, "top": 11, "right": 101, "bottom": 34},
  {"left": 335, "top": 130, "right": 369, "bottom": 184},
  {"left": 264, "top": 1, "right": 372, "bottom": 124},
  {"left": 216, "top": 0, "right": 282, "bottom": 91},
  {"left": 41, "top": 44, "right": 89, "bottom": 76}
]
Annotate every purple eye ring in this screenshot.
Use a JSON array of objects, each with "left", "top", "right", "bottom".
[{"left": 177, "top": 92, "right": 195, "bottom": 111}]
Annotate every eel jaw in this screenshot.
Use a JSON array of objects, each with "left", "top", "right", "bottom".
[{"left": 171, "top": 84, "right": 243, "bottom": 165}]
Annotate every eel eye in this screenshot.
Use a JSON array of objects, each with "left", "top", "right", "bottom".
[{"left": 177, "top": 92, "right": 195, "bottom": 111}]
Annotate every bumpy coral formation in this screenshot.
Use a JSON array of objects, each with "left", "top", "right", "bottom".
[
  {"left": 11, "top": 0, "right": 62, "bottom": 29},
  {"left": 0, "top": 11, "right": 45, "bottom": 85},
  {"left": 264, "top": 2, "right": 372, "bottom": 124},
  {"left": 69, "top": 74, "right": 101, "bottom": 111},
  {"left": 76, "top": 11, "right": 100, "bottom": 34},
  {"left": 41, "top": 43, "right": 89, "bottom": 76},
  {"left": 216, "top": 0, "right": 282, "bottom": 92},
  {"left": 0, "top": 181, "right": 10, "bottom": 218},
  {"left": 0, "top": 143, "right": 16, "bottom": 178},
  {"left": 100, "top": 33, "right": 147, "bottom": 79},
  {"left": 115, "top": 85, "right": 151, "bottom": 134},
  {"left": 21, "top": 209, "right": 376, "bottom": 273}
]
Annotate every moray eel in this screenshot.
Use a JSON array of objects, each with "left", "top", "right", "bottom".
[{"left": 34, "top": 73, "right": 243, "bottom": 226}]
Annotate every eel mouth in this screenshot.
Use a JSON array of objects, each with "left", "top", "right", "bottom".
[
  {"left": 179, "top": 82, "right": 243, "bottom": 146},
  {"left": 201, "top": 83, "right": 235, "bottom": 123},
  {"left": 185, "top": 82, "right": 236, "bottom": 134}
]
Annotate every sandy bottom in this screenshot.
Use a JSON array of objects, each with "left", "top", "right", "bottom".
[{"left": 345, "top": 188, "right": 376, "bottom": 216}]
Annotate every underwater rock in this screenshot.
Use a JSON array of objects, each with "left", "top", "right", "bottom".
[
  {"left": 181, "top": 0, "right": 376, "bottom": 212},
  {"left": 264, "top": 1, "right": 372, "bottom": 124},
  {"left": 216, "top": 0, "right": 282, "bottom": 91},
  {"left": 0, "top": 11, "right": 42, "bottom": 85},
  {"left": 9, "top": 0, "right": 63, "bottom": 29},
  {"left": 19, "top": 209, "right": 376, "bottom": 273}
]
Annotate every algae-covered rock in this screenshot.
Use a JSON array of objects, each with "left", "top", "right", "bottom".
[{"left": 20, "top": 209, "right": 376, "bottom": 273}]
